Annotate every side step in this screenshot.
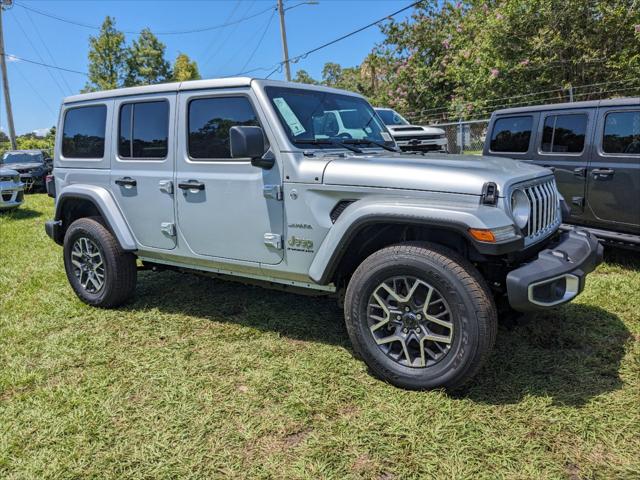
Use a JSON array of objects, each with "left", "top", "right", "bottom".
[{"left": 560, "top": 224, "right": 640, "bottom": 249}]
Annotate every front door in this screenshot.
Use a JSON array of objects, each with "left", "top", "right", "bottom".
[
  {"left": 585, "top": 107, "right": 640, "bottom": 231},
  {"left": 532, "top": 109, "right": 594, "bottom": 223},
  {"left": 175, "top": 89, "right": 284, "bottom": 265},
  {"left": 110, "top": 94, "right": 176, "bottom": 249}
]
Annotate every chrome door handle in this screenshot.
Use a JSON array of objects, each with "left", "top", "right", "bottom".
[
  {"left": 591, "top": 168, "right": 614, "bottom": 178},
  {"left": 178, "top": 180, "right": 205, "bottom": 191},
  {"left": 115, "top": 177, "right": 137, "bottom": 188}
]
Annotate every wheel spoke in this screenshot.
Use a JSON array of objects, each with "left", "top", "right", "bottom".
[
  {"left": 367, "top": 275, "right": 454, "bottom": 369},
  {"left": 71, "top": 236, "right": 105, "bottom": 294}
]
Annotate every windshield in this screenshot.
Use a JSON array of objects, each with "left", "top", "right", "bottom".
[
  {"left": 265, "top": 86, "right": 393, "bottom": 148},
  {"left": 1, "top": 152, "right": 44, "bottom": 164},
  {"left": 375, "top": 108, "right": 409, "bottom": 126}
]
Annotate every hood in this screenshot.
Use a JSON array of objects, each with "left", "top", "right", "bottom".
[
  {"left": 1, "top": 161, "right": 44, "bottom": 171},
  {"left": 388, "top": 125, "right": 445, "bottom": 137},
  {"left": 322, "top": 153, "right": 552, "bottom": 196}
]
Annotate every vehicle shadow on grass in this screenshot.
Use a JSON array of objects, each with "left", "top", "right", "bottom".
[
  {"left": 128, "top": 270, "right": 630, "bottom": 407},
  {"left": 129, "top": 269, "right": 350, "bottom": 347},
  {"left": 0, "top": 207, "right": 41, "bottom": 220},
  {"left": 458, "top": 303, "right": 632, "bottom": 406}
]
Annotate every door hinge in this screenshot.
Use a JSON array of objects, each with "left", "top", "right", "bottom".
[
  {"left": 573, "top": 167, "right": 586, "bottom": 177},
  {"left": 160, "top": 222, "right": 176, "bottom": 236},
  {"left": 571, "top": 196, "right": 585, "bottom": 208},
  {"left": 263, "top": 185, "right": 283, "bottom": 201},
  {"left": 263, "top": 233, "right": 283, "bottom": 249},
  {"left": 159, "top": 180, "right": 173, "bottom": 194}
]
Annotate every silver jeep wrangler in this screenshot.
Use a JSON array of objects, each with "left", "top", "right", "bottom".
[{"left": 45, "top": 78, "right": 602, "bottom": 390}]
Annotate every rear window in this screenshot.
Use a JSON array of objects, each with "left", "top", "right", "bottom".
[
  {"left": 119, "top": 101, "right": 169, "bottom": 159},
  {"left": 62, "top": 105, "right": 107, "bottom": 158},
  {"left": 489, "top": 116, "right": 533, "bottom": 153},
  {"left": 541, "top": 114, "right": 587, "bottom": 153},
  {"left": 603, "top": 111, "right": 640, "bottom": 154}
]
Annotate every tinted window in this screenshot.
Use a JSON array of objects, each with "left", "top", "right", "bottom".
[
  {"left": 119, "top": 101, "right": 168, "bottom": 159},
  {"left": 603, "top": 111, "right": 640, "bottom": 154},
  {"left": 541, "top": 114, "right": 587, "bottom": 153},
  {"left": 490, "top": 116, "right": 532, "bottom": 153},
  {"left": 188, "top": 97, "right": 259, "bottom": 159},
  {"left": 62, "top": 105, "right": 107, "bottom": 158}
]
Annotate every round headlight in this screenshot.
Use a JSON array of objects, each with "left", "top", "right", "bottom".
[{"left": 511, "top": 189, "right": 530, "bottom": 229}]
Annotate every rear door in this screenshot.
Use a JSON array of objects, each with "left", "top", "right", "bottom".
[
  {"left": 585, "top": 107, "right": 640, "bottom": 232},
  {"left": 110, "top": 93, "right": 176, "bottom": 249},
  {"left": 532, "top": 109, "right": 594, "bottom": 222},
  {"left": 175, "top": 89, "right": 284, "bottom": 264}
]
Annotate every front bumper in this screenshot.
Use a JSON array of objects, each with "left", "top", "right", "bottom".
[
  {"left": 0, "top": 182, "right": 25, "bottom": 210},
  {"left": 506, "top": 229, "right": 603, "bottom": 312}
]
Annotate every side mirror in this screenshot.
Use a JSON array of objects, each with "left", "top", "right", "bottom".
[{"left": 229, "top": 126, "right": 273, "bottom": 169}]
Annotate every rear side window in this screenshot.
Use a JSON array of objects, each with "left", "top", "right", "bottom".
[
  {"left": 62, "top": 105, "right": 107, "bottom": 158},
  {"left": 119, "top": 101, "right": 169, "bottom": 159},
  {"left": 188, "top": 97, "right": 259, "bottom": 160},
  {"left": 489, "top": 116, "right": 532, "bottom": 153},
  {"left": 541, "top": 114, "right": 587, "bottom": 153},
  {"left": 603, "top": 111, "right": 640, "bottom": 154}
]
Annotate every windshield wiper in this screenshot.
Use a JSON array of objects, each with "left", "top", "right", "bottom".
[
  {"left": 292, "top": 139, "right": 363, "bottom": 153},
  {"left": 343, "top": 139, "right": 398, "bottom": 152}
]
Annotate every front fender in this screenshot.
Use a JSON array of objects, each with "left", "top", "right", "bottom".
[
  {"left": 308, "top": 196, "right": 520, "bottom": 284},
  {"left": 55, "top": 185, "right": 137, "bottom": 251}
]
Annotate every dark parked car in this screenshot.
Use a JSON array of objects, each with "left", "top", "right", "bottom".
[
  {"left": 0, "top": 150, "right": 52, "bottom": 192},
  {"left": 483, "top": 97, "right": 640, "bottom": 248}
]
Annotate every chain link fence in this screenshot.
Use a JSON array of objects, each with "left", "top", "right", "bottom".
[{"left": 430, "top": 119, "right": 490, "bottom": 155}]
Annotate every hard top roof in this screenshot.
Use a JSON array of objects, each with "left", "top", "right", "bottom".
[
  {"left": 494, "top": 97, "right": 639, "bottom": 115},
  {"left": 62, "top": 77, "right": 365, "bottom": 104}
]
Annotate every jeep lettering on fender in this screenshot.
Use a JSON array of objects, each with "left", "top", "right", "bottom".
[{"left": 45, "top": 78, "right": 603, "bottom": 390}]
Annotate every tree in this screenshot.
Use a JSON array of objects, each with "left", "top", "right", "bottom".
[
  {"left": 124, "top": 28, "right": 172, "bottom": 86},
  {"left": 172, "top": 53, "right": 201, "bottom": 82},
  {"left": 375, "top": 0, "right": 640, "bottom": 122},
  {"left": 292, "top": 69, "right": 318, "bottom": 85},
  {"left": 84, "top": 16, "right": 126, "bottom": 92}
]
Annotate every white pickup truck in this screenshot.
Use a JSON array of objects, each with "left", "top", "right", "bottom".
[{"left": 375, "top": 107, "right": 447, "bottom": 153}]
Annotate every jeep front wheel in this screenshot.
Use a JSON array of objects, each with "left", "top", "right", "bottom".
[
  {"left": 63, "top": 217, "right": 137, "bottom": 308},
  {"left": 344, "top": 242, "right": 497, "bottom": 390}
]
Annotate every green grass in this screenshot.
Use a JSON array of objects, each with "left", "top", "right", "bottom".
[{"left": 1, "top": 195, "right": 639, "bottom": 479}]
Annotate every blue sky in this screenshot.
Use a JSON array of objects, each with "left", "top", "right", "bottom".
[{"left": 1, "top": 0, "right": 414, "bottom": 135}]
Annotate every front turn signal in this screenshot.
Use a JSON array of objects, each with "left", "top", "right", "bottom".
[{"left": 468, "top": 228, "right": 496, "bottom": 243}]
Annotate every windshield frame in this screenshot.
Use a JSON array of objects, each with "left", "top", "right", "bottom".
[{"left": 264, "top": 86, "right": 395, "bottom": 151}]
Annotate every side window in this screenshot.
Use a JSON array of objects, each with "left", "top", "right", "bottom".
[
  {"left": 62, "top": 105, "right": 107, "bottom": 158},
  {"left": 489, "top": 116, "right": 533, "bottom": 153},
  {"left": 603, "top": 111, "right": 640, "bottom": 155},
  {"left": 541, "top": 114, "right": 587, "bottom": 153},
  {"left": 118, "top": 101, "right": 169, "bottom": 159},
  {"left": 188, "top": 96, "right": 259, "bottom": 160}
]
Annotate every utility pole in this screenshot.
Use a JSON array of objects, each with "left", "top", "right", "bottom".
[
  {"left": 0, "top": 0, "right": 16, "bottom": 149},
  {"left": 277, "top": 0, "right": 291, "bottom": 81}
]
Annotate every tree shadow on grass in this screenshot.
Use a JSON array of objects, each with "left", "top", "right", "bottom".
[
  {"left": 457, "top": 304, "right": 631, "bottom": 406},
  {"left": 0, "top": 207, "right": 41, "bottom": 220},
  {"left": 127, "top": 270, "right": 631, "bottom": 406}
]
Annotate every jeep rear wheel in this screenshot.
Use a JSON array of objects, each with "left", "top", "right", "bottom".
[
  {"left": 344, "top": 242, "right": 497, "bottom": 390},
  {"left": 63, "top": 217, "right": 137, "bottom": 308}
]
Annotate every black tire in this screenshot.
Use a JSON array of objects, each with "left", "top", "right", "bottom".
[
  {"left": 63, "top": 216, "right": 137, "bottom": 308},
  {"left": 344, "top": 242, "right": 497, "bottom": 390}
]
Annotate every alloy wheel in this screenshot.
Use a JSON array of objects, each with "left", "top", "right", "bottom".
[
  {"left": 367, "top": 276, "right": 454, "bottom": 368},
  {"left": 71, "top": 237, "right": 105, "bottom": 293}
]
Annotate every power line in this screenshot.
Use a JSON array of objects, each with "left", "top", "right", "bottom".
[
  {"left": 235, "top": 1, "right": 419, "bottom": 77},
  {"left": 1, "top": 53, "right": 88, "bottom": 76},
  {"left": 22, "top": 6, "right": 74, "bottom": 95},
  {"left": 9, "top": 9, "right": 68, "bottom": 97},
  {"left": 199, "top": 0, "right": 243, "bottom": 60},
  {"left": 236, "top": 10, "right": 277, "bottom": 76},
  {"left": 12, "top": 60, "right": 56, "bottom": 117},
  {"left": 14, "top": 1, "right": 276, "bottom": 36}
]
